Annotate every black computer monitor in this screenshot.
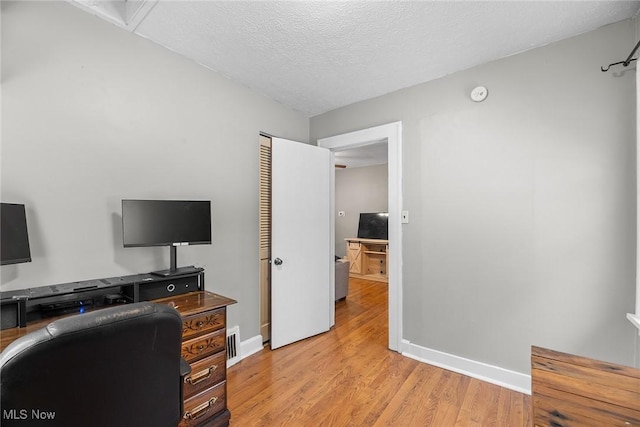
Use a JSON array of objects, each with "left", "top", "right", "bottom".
[
  {"left": 1, "top": 203, "right": 32, "bottom": 266},
  {"left": 122, "top": 199, "right": 211, "bottom": 276}
]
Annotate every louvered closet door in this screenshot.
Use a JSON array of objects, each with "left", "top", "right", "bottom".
[{"left": 259, "top": 135, "right": 271, "bottom": 342}]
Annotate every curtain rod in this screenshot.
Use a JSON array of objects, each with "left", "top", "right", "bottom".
[{"left": 601, "top": 39, "right": 640, "bottom": 72}]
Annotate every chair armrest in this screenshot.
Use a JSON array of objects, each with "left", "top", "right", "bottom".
[{"left": 180, "top": 357, "right": 191, "bottom": 378}]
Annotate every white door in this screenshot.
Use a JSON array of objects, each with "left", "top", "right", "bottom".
[{"left": 271, "top": 137, "right": 333, "bottom": 349}]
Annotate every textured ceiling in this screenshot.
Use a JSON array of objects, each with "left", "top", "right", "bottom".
[
  {"left": 70, "top": 1, "right": 640, "bottom": 118},
  {"left": 335, "top": 142, "right": 388, "bottom": 169}
]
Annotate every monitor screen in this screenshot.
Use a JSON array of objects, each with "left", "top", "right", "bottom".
[
  {"left": 357, "top": 212, "right": 388, "bottom": 240},
  {"left": 1, "top": 203, "right": 32, "bottom": 265},
  {"left": 122, "top": 200, "right": 211, "bottom": 247}
]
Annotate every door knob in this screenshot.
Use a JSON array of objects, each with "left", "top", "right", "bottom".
[{"left": 273, "top": 258, "right": 283, "bottom": 266}]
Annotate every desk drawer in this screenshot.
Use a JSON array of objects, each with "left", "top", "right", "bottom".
[
  {"left": 180, "top": 382, "right": 226, "bottom": 427},
  {"left": 182, "top": 308, "right": 226, "bottom": 340},
  {"left": 182, "top": 327, "right": 225, "bottom": 362},
  {"left": 184, "top": 351, "right": 226, "bottom": 399}
]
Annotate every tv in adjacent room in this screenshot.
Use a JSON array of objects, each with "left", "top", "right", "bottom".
[
  {"left": 1, "top": 203, "right": 32, "bottom": 266},
  {"left": 122, "top": 199, "right": 211, "bottom": 277},
  {"left": 357, "top": 212, "right": 389, "bottom": 240}
]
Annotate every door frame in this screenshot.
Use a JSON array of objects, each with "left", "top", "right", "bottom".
[{"left": 318, "top": 121, "right": 403, "bottom": 352}]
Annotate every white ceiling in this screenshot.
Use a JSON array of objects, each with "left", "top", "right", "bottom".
[
  {"left": 335, "top": 142, "right": 388, "bottom": 169},
  {"left": 70, "top": 0, "right": 640, "bottom": 119}
]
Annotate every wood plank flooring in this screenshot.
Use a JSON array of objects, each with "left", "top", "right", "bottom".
[{"left": 227, "top": 278, "right": 532, "bottom": 426}]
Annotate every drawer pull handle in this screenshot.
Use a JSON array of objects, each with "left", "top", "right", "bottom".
[
  {"left": 185, "top": 365, "right": 217, "bottom": 385},
  {"left": 184, "top": 397, "right": 218, "bottom": 421},
  {"left": 196, "top": 321, "right": 204, "bottom": 328}
]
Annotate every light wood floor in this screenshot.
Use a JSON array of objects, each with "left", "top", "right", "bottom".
[{"left": 227, "top": 278, "right": 532, "bottom": 426}]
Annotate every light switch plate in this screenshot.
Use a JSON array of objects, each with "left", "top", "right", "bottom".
[{"left": 401, "top": 210, "right": 409, "bottom": 223}]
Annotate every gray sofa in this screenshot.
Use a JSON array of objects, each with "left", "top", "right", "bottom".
[{"left": 335, "top": 259, "right": 350, "bottom": 300}]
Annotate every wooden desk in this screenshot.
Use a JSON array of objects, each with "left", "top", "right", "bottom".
[
  {"left": 531, "top": 346, "right": 640, "bottom": 426},
  {"left": 0, "top": 291, "right": 237, "bottom": 427}
]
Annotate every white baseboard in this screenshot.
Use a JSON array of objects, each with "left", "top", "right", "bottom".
[
  {"left": 239, "top": 334, "right": 265, "bottom": 361},
  {"left": 401, "top": 339, "right": 531, "bottom": 395}
]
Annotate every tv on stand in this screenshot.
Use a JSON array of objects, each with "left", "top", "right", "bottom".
[{"left": 357, "top": 212, "right": 388, "bottom": 240}]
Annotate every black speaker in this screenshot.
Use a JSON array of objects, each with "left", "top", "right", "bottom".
[{"left": 126, "top": 275, "right": 201, "bottom": 301}]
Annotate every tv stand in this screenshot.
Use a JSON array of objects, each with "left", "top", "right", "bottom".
[
  {"left": 151, "top": 265, "right": 201, "bottom": 277},
  {"left": 151, "top": 245, "right": 200, "bottom": 277},
  {"left": 0, "top": 268, "right": 206, "bottom": 329},
  {"left": 345, "top": 238, "right": 389, "bottom": 283}
]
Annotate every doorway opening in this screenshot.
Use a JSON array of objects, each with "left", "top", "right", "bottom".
[
  {"left": 319, "top": 122, "right": 403, "bottom": 352},
  {"left": 334, "top": 142, "right": 388, "bottom": 263}
]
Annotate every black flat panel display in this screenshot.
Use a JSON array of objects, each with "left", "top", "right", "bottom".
[
  {"left": 357, "top": 212, "right": 389, "bottom": 240},
  {"left": 122, "top": 200, "right": 211, "bottom": 247},
  {"left": 1, "top": 203, "right": 32, "bottom": 265}
]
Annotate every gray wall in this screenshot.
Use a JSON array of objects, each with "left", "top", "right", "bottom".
[
  {"left": 335, "top": 164, "right": 388, "bottom": 258},
  {"left": 0, "top": 1, "right": 309, "bottom": 340},
  {"left": 311, "top": 20, "right": 638, "bottom": 373}
]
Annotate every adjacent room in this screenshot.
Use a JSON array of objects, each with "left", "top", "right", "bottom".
[{"left": 2, "top": 1, "right": 640, "bottom": 425}]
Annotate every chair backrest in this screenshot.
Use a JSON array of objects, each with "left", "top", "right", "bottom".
[{"left": 1, "top": 302, "right": 184, "bottom": 427}]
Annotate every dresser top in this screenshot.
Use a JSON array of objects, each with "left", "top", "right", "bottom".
[{"left": 153, "top": 290, "right": 237, "bottom": 317}]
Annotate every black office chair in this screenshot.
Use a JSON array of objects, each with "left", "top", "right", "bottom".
[{"left": 0, "top": 302, "right": 189, "bottom": 427}]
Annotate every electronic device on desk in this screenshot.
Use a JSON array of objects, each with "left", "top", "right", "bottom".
[
  {"left": 1, "top": 202, "right": 32, "bottom": 266},
  {"left": 122, "top": 199, "right": 211, "bottom": 277},
  {"left": 104, "top": 294, "right": 128, "bottom": 305},
  {"left": 357, "top": 212, "right": 389, "bottom": 240},
  {"left": 39, "top": 298, "right": 94, "bottom": 316},
  {"left": 123, "top": 272, "right": 203, "bottom": 301}
]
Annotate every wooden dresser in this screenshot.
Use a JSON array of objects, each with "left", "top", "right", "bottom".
[{"left": 154, "top": 291, "right": 237, "bottom": 427}]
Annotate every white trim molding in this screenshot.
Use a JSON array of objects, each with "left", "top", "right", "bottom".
[
  {"left": 240, "top": 334, "right": 265, "bottom": 361},
  {"left": 318, "top": 121, "right": 403, "bottom": 352},
  {"left": 401, "top": 339, "right": 532, "bottom": 395},
  {"left": 628, "top": 313, "right": 640, "bottom": 335}
]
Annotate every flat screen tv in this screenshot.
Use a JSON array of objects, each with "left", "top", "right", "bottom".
[
  {"left": 1, "top": 203, "right": 32, "bottom": 266},
  {"left": 357, "top": 212, "right": 388, "bottom": 240},
  {"left": 122, "top": 199, "right": 211, "bottom": 277}
]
